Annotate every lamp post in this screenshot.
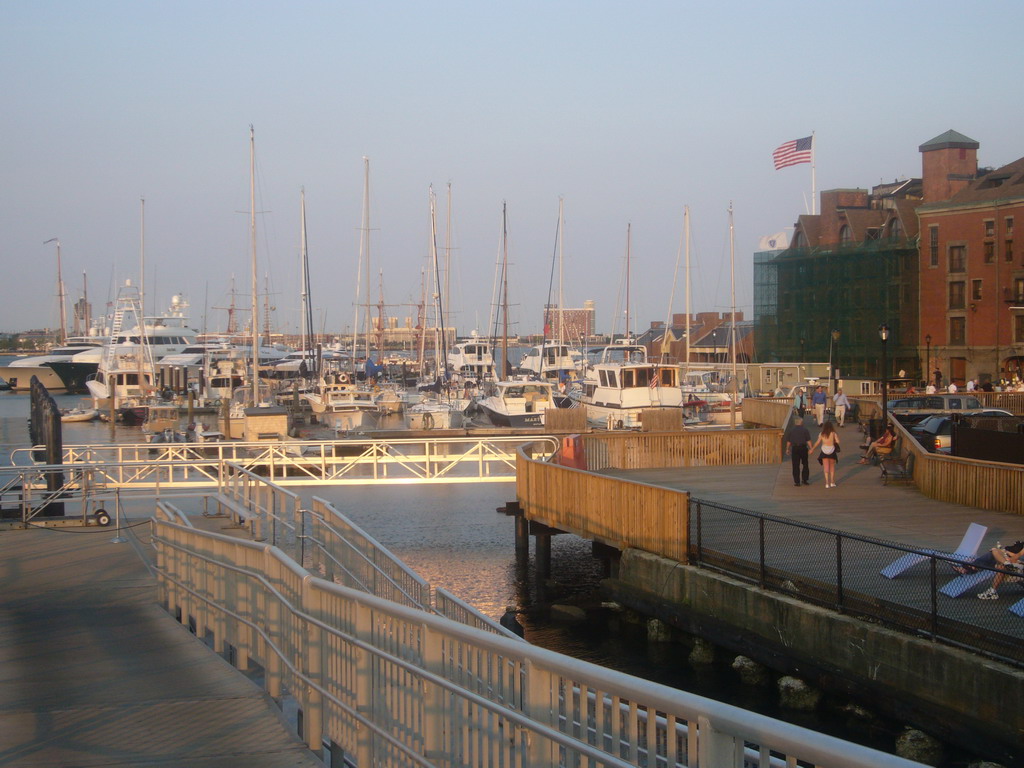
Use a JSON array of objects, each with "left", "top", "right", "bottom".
[
  {"left": 879, "top": 324, "right": 890, "bottom": 429},
  {"left": 925, "top": 333, "right": 932, "bottom": 388},
  {"left": 830, "top": 329, "right": 840, "bottom": 395}
]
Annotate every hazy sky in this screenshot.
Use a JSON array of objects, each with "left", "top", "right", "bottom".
[{"left": 3, "top": 1, "right": 1022, "bottom": 340}]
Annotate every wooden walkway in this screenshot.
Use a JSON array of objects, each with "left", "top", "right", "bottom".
[
  {"left": 617, "top": 421, "right": 1023, "bottom": 552},
  {"left": 0, "top": 514, "right": 322, "bottom": 767}
]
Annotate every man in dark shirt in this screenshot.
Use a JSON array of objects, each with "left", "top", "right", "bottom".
[{"left": 785, "top": 417, "right": 812, "bottom": 486}]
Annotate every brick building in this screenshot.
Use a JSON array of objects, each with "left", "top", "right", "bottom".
[
  {"left": 755, "top": 129, "right": 1024, "bottom": 386},
  {"left": 916, "top": 133, "right": 1024, "bottom": 386}
]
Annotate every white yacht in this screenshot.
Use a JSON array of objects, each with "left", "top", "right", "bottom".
[
  {"left": 302, "top": 372, "right": 379, "bottom": 431},
  {"left": 0, "top": 338, "right": 104, "bottom": 392},
  {"left": 575, "top": 344, "right": 685, "bottom": 429},
  {"left": 447, "top": 336, "right": 496, "bottom": 381},
  {"left": 477, "top": 379, "right": 557, "bottom": 428},
  {"left": 517, "top": 342, "right": 584, "bottom": 382}
]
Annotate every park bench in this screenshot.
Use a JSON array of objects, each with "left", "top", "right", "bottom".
[{"left": 881, "top": 450, "right": 914, "bottom": 485}]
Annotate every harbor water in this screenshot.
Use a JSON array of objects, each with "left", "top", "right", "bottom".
[{"left": 0, "top": 378, "right": 967, "bottom": 764}]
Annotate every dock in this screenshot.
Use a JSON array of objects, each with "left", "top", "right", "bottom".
[{"left": 0, "top": 511, "right": 322, "bottom": 767}]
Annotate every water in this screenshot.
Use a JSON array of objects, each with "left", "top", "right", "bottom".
[{"left": 0, "top": 364, "right": 974, "bottom": 765}]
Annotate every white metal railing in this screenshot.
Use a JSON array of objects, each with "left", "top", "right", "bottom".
[
  {"left": 11, "top": 435, "right": 559, "bottom": 487},
  {"left": 151, "top": 508, "right": 920, "bottom": 767}
]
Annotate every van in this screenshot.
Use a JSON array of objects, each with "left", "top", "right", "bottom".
[{"left": 888, "top": 394, "right": 984, "bottom": 424}]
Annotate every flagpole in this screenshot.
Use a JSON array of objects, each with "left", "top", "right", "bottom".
[{"left": 811, "top": 131, "right": 817, "bottom": 215}]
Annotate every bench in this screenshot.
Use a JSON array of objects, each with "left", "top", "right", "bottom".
[
  {"left": 881, "top": 450, "right": 914, "bottom": 485},
  {"left": 881, "top": 522, "right": 987, "bottom": 579}
]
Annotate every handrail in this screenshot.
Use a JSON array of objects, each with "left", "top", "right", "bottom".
[{"left": 152, "top": 509, "right": 919, "bottom": 767}]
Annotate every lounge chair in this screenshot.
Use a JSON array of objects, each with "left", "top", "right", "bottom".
[{"left": 880, "top": 522, "right": 988, "bottom": 579}]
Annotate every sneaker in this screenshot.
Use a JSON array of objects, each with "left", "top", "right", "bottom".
[
  {"left": 802, "top": 481, "right": 810, "bottom": 485},
  {"left": 978, "top": 588, "right": 999, "bottom": 600}
]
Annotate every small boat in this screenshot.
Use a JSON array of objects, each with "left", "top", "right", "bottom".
[
  {"left": 477, "top": 379, "right": 557, "bottom": 428},
  {"left": 60, "top": 405, "right": 99, "bottom": 423}
]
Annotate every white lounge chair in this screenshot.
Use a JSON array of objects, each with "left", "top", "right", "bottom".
[{"left": 880, "top": 522, "right": 988, "bottom": 579}]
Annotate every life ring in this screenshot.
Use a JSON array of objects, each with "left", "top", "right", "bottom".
[
  {"left": 615, "top": 419, "right": 624, "bottom": 430},
  {"left": 338, "top": 373, "right": 350, "bottom": 384},
  {"left": 212, "top": 399, "right": 223, "bottom": 408},
  {"left": 422, "top": 412, "right": 435, "bottom": 430}
]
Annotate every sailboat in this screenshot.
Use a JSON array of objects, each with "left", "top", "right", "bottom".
[{"left": 406, "top": 186, "right": 465, "bottom": 430}]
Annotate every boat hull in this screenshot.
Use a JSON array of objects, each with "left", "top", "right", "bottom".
[{"left": 0, "top": 365, "right": 67, "bottom": 392}]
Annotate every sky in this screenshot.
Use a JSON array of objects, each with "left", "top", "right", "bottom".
[{"left": 3, "top": 1, "right": 1023, "bottom": 341}]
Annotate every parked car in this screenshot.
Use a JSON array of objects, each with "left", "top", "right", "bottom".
[{"left": 909, "top": 409, "right": 1014, "bottom": 453}]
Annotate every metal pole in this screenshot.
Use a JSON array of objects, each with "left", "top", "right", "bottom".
[
  {"left": 111, "top": 487, "right": 126, "bottom": 543},
  {"left": 880, "top": 325, "right": 889, "bottom": 429}
]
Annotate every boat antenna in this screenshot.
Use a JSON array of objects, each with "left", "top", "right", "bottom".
[
  {"left": 249, "top": 125, "right": 260, "bottom": 407},
  {"left": 44, "top": 238, "right": 67, "bottom": 344}
]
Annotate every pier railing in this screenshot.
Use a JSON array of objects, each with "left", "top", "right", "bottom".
[
  {"left": 151, "top": 503, "right": 918, "bottom": 768},
  {"left": 690, "top": 495, "right": 1024, "bottom": 667},
  {"left": 577, "top": 428, "right": 781, "bottom": 471}
]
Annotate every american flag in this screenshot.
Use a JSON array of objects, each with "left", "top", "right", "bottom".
[{"left": 773, "top": 136, "right": 813, "bottom": 170}]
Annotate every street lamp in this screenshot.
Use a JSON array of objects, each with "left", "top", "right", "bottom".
[
  {"left": 879, "top": 324, "right": 890, "bottom": 429},
  {"left": 925, "top": 333, "right": 932, "bottom": 388},
  {"left": 830, "top": 329, "right": 841, "bottom": 395}
]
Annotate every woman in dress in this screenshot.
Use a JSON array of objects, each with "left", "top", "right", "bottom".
[{"left": 811, "top": 421, "right": 840, "bottom": 488}]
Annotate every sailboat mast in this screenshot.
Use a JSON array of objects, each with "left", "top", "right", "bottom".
[
  {"left": 139, "top": 197, "right": 146, "bottom": 324},
  {"left": 501, "top": 202, "right": 509, "bottom": 378},
  {"left": 45, "top": 238, "right": 67, "bottom": 345},
  {"left": 685, "top": 206, "right": 691, "bottom": 371},
  {"left": 557, "top": 197, "right": 565, "bottom": 348},
  {"left": 729, "top": 202, "right": 738, "bottom": 428},
  {"left": 625, "top": 223, "right": 631, "bottom": 343},
  {"left": 249, "top": 125, "right": 259, "bottom": 407},
  {"left": 362, "top": 157, "right": 372, "bottom": 361},
  {"left": 300, "top": 188, "right": 312, "bottom": 374}
]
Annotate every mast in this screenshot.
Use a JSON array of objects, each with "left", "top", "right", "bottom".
[
  {"left": 429, "top": 186, "right": 448, "bottom": 383},
  {"left": 685, "top": 207, "right": 691, "bottom": 371},
  {"left": 501, "top": 202, "right": 509, "bottom": 378},
  {"left": 625, "top": 223, "right": 631, "bottom": 343},
  {"left": 558, "top": 197, "right": 565, "bottom": 348},
  {"left": 362, "top": 157, "right": 372, "bottom": 361},
  {"left": 300, "top": 189, "right": 312, "bottom": 375},
  {"left": 445, "top": 182, "right": 452, "bottom": 336},
  {"left": 249, "top": 125, "right": 259, "bottom": 407},
  {"left": 140, "top": 197, "right": 145, "bottom": 322},
  {"left": 729, "top": 202, "right": 738, "bottom": 428},
  {"left": 44, "top": 238, "right": 67, "bottom": 344}
]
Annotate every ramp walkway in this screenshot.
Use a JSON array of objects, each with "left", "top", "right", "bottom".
[{"left": 0, "top": 511, "right": 322, "bottom": 767}]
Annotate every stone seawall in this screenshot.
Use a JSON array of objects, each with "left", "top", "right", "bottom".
[{"left": 605, "top": 548, "right": 1023, "bottom": 764}]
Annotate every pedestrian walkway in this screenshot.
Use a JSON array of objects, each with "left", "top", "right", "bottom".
[
  {"left": 620, "top": 421, "right": 1024, "bottom": 552},
  {"left": 0, "top": 516, "right": 322, "bottom": 767}
]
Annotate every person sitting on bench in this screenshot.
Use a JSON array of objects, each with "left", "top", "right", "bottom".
[{"left": 859, "top": 425, "right": 895, "bottom": 464}]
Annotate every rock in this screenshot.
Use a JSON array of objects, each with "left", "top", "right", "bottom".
[
  {"left": 549, "top": 604, "right": 586, "bottom": 622},
  {"left": 600, "top": 601, "right": 621, "bottom": 610},
  {"left": 777, "top": 676, "right": 820, "bottom": 711},
  {"left": 646, "top": 618, "right": 671, "bottom": 642},
  {"left": 731, "top": 655, "right": 769, "bottom": 686},
  {"left": 688, "top": 638, "right": 715, "bottom": 665},
  {"left": 895, "top": 728, "right": 943, "bottom": 766},
  {"left": 967, "top": 762, "right": 1008, "bottom": 768}
]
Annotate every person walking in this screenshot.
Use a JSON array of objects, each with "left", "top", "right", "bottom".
[
  {"left": 792, "top": 387, "right": 807, "bottom": 419},
  {"left": 811, "top": 421, "right": 841, "bottom": 488},
  {"left": 833, "top": 388, "right": 850, "bottom": 427},
  {"left": 811, "top": 385, "right": 828, "bottom": 426},
  {"left": 785, "top": 416, "right": 812, "bottom": 487}
]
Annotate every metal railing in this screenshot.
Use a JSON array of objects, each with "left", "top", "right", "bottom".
[
  {"left": 151, "top": 505, "right": 919, "bottom": 767},
  {"left": 11, "top": 435, "right": 559, "bottom": 487},
  {"left": 690, "top": 497, "right": 1024, "bottom": 666}
]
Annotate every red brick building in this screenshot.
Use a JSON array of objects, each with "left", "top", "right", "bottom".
[{"left": 917, "top": 131, "right": 1024, "bottom": 386}]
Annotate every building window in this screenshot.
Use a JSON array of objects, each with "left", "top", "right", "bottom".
[
  {"left": 1016, "top": 315, "right": 1024, "bottom": 344},
  {"left": 1006, "top": 239, "right": 1013, "bottom": 262},
  {"left": 949, "top": 281, "right": 966, "bottom": 310},
  {"left": 839, "top": 225, "right": 852, "bottom": 244},
  {"left": 1007, "top": 217, "right": 1014, "bottom": 238},
  {"left": 972, "top": 279, "right": 983, "bottom": 301},
  {"left": 1014, "top": 278, "right": 1024, "bottom": 303},
  {"left": 984, "top": 241, "right": 995, "bottom": 263},
  {"left": 889, "top": 219, "right": 903, "bottom": 241},
  {"left": 929, "top": 226, "right": 939, "bottom": 267},
  {"left": 949, "top": 316, "right": 966, "bottom": 346},
  {"left": 984, "top": 220, "right": 995, "bottom": 237},
  {"left": 949, "top": 245, "right": 966, "bottom": 273}
]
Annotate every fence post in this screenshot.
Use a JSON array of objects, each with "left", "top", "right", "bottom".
[
  {"left": 836, "top": 533, "right": 845, "bottom": 613},
  {"left": 758, "top": 517, "right": 766, "bottom": 588},
  {"left": 697, "top": 716, "right": 743, "bottom": 766},
  {"left": 930, "top": 556, "right": 938, "bottom": 637}
]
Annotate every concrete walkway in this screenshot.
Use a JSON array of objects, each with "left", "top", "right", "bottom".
[{"left": 0, "top": 517, "right": 322, "bottom": 767}]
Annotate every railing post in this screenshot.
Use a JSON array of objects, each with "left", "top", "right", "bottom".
[
  {"left": 758, "top": 517, "right": 766, "bottom": 588},
  {"left": 930, "top": 556, "right": 938, "bottom": 637},
  {"left": 836, "top": 533, "right": 845, "bottom": 613},
  {"left": 697, "top": 715, "right": 743, "bottom": 766},
  {"left": 302, "top": 582, "right": 324, "bottom": 753}
]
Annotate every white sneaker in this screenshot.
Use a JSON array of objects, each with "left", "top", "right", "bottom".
[{"left": 978, "top": 588, "right": 999, "bottom": 600}]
